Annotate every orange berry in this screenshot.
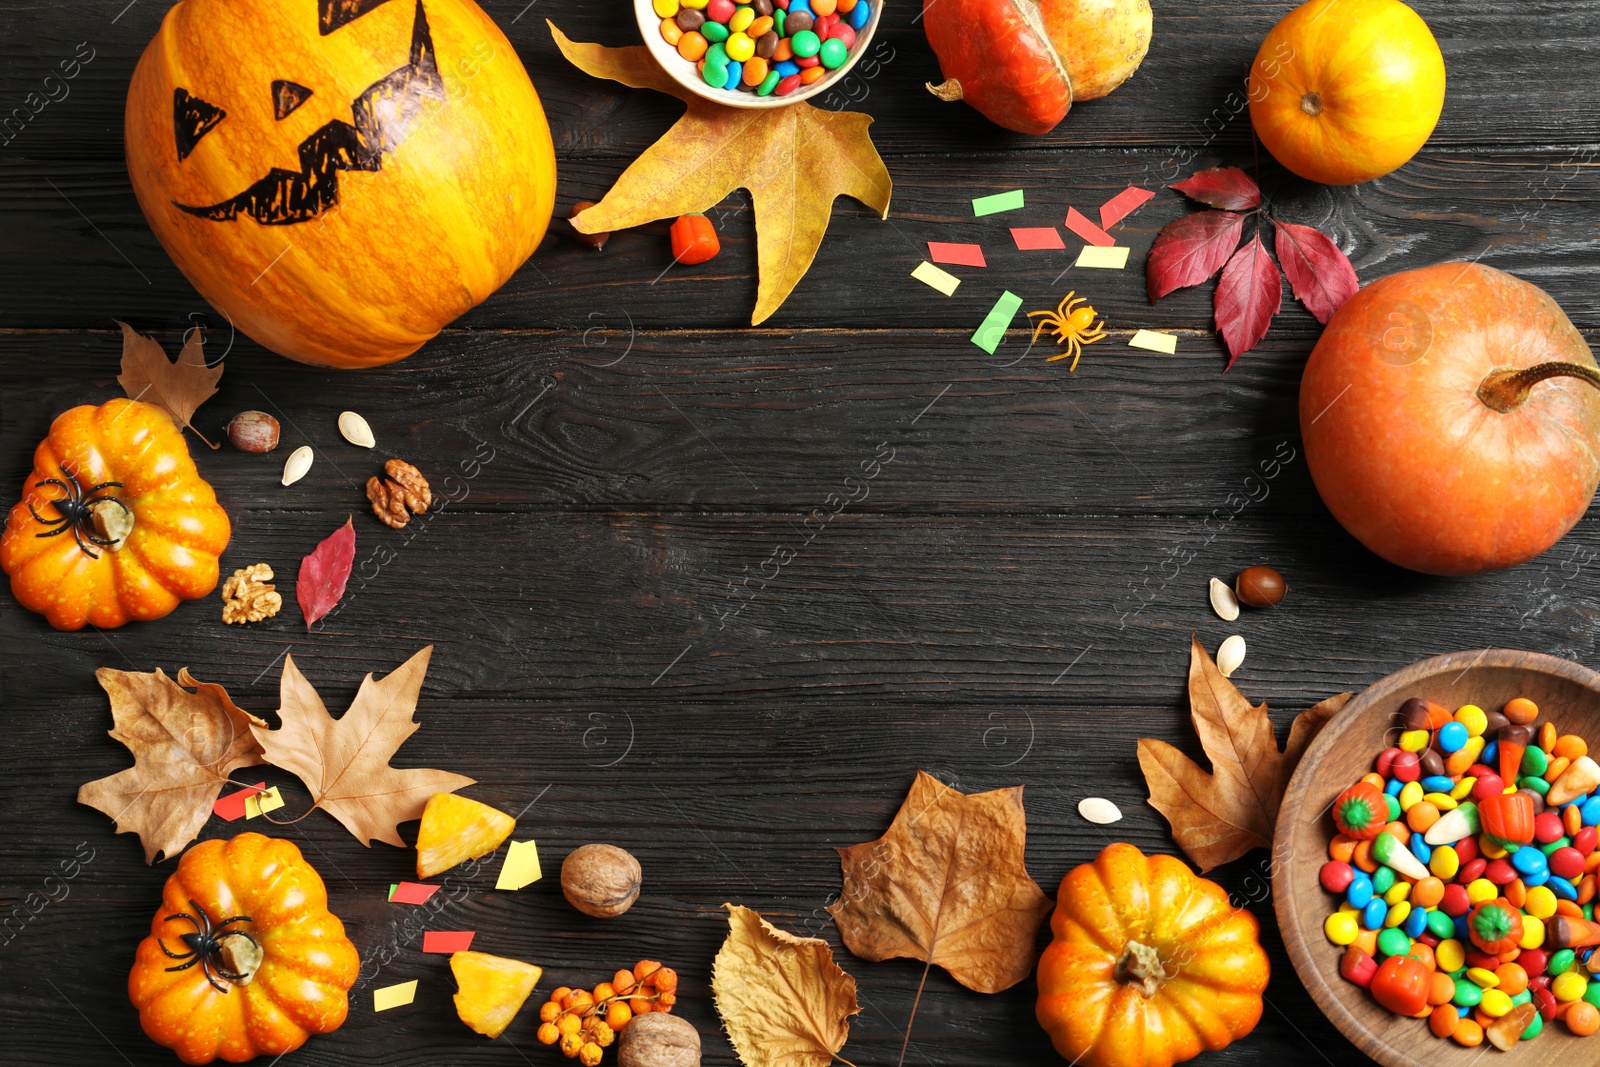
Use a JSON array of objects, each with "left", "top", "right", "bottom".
[
  {"left": 540, "top": 1001, "right": 563, "bottom": 1023},
  {"left": 567, "top": 989, "right": 595, "bottom": 1011},
  {"left": 560, "top": 1031, "right": 584, "bottom": 1058},
  {"left": 653, "top": 967, "right": 678, "bottom": 994},
  {"left": 552, "top": 987, "right": 573, "bottom": 1004},
  {"left": 606, "top": 1002, "right": 633, "bottom": 1030},
  {"left": 578, "top": 1042, "right": 603, "bottom": 1067},
  {"left": 631, "top": 995, "right": 654, "bottom": 1014},
  {"left": 537, "top": 1022, "right": 561, "bottom": 1045},
  {"left": 557, "top": 1013, "right": 582, "bottom": 1036},
  {"left": 593, "top": 982, "right": 615, "bottom": 1003},
  {"left": 634, "top": 960, "right": 663, "bottom": 982},
  {"left": 592, "top": 1021, "right": 616, "bottom": 1048},
  {"left": 657, "top": 991, "right": 677, "bottom": 1010},
  {"left": 612, "top": 969, "right": 636, "bottom": 995}
]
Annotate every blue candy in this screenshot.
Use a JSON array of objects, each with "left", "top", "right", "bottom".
[
  {"left": 1438, "top": 721, "right": 1468, "bottom": 753},
  {"left": 1385, "top": 778, "right": 1404, "bottom": 796},
  {"left": 775, "top": 59, "right": 800, "bottom": 78},
  {"left": 1410, "top": 832, "right": 1432, "bottom": 864},
  {"left": 1584, "top": 796, "right": 1600, "bottom": 826},
  {"left": 1347, "top": 873, "right": 1374, "bottom": 909},
  {"left": 788, "top": 0, "right": 812, "bottom": 11},
  {"left": 1421, "top": 775, "right": 1455, "bottom": 793},
  {"left": 1551, "top": 875, "right": 1579, "bottom": 901},
  {"left": 1454, "top": 914, "right": 1472, "bottom": 941},
  {"left": 1482, "top": 740, "right": 1498, "bottom": 765},
  {"left": 847, "top": 0, "right": 869, "bottom": 29},
  {"left": 725, "top": 60, "right": 742, "bottom": 90},
  {"left": 1404, "top": 906, "right": 1429, "bottom": 938},
  {"left": 1363, "top": 898, "right": 1388, "bottom": 930},
  {"left": 1524, "top": 867, "right": 1552, "bottom": 888},
  {"left": 1513, "top": 846, "right": 1549, "bottom": 876}
]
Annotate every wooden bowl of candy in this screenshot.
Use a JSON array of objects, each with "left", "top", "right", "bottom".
[
  {"left": 635, "top": 0, "right": 884, "bottom": 108},
  {"left": 1276, "top": 649, "right": 1600, "bottom": 1067}
]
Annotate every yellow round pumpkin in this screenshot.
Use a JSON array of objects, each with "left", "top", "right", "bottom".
[{"left": 125, "top": 0, "right": 557, "bottom": 368}]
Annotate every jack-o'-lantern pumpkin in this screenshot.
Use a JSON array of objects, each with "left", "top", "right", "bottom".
[{"left": 125, "top": 0, "right": 557, "bottom": 368}]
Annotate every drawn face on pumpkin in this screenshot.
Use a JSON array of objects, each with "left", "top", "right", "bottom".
[{"left": 171, "top": 0, "right": 445, "bottom": 226}]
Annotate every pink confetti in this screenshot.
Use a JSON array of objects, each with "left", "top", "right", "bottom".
[
  {"left": 422, "top": 930, "right": 476, "bottom": 953},
  {"left": 1098, "top": 186, "right": 1155, "bottom": 230},
  {"left": 1010, "top": 227, "right": 1065, "bottom": 251},
  {"left": 1064, "top": 208, "right": 1116, "bottom": 247},
  {"left": 926, "top": 242, "right": 986, "bottom": 268},
  {"left": 213, "top": 782, "right": 265, "bottom": 823}
]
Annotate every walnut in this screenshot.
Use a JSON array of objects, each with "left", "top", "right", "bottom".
[
  {"left": 221, "top": 564, "right": 283, "bottom": 624},
  {"left": 617, "top": 1013, "right": 700, "bottom": 1067},
  {"left": 561, "top": 843, "right": 641, "bottom": 918},
  {"left": 366, "top": 458, "right": 431, "bottom": 529}
]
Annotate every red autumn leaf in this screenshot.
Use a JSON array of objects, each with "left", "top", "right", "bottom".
[
  {"left": 297, "top": 516, "right": 355, "bottom": 629},
  {"left": 1214, "top": 235, "right": 1282, "bottom": 369},
  {"left": 1274, "top": 220, "right": 1359, "bottom": 325},
  {"left": 1171, "top": 167, "right": 1262, "bottom": 212},
  {"left": 1146, "top": 210, "right": 1246, "bottom": 301}
]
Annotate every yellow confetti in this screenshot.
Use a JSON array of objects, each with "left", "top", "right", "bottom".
[
  {"left": 373, "top": 980, "right": 418, "bottom": 1011},
  {"left": 910, "top": 261, "right": 960, "bottom": 296},
  {"left": 1074, "top": 245, "right": 1130, "bottom": 269},
  {"left": 496, "top": 840, "right": 543, "bottom": 891},
  {"left": 1128, "top": 329, "right": 1179, "bottom": 354}
]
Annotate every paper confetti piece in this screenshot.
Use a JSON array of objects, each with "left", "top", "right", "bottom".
[
  {"left": 1075, "top": 245, "right": 1131, "bottom": 269},
  {"left": 1129, "top": 329, "right": 1179, "bottom": 354},
  {"left": 422, "top": 930, "right": 476, "bottom": 954},
  {"left": 496, "top": 839, "right": 543, "bottom": 891},
  {"left": 373, "top": 980, "right": 418, "bottom": 1011},
  {"left": 243, "top": 785, "right": 284, "bottom": 820},
  {"left": 389, "top": 881, "right": 440, "bottom": 905},
  {"left": 911, "top": 261, "right": 961, "bottom": 296},
  {"left": 1010, "top": 227, "right": 1065, "bottom": 251},
  {"left": 927, "top": 242, "right": 986, "bottom": 268},
  {"left": 213, "top": 783, "right": 265, "bottom": 823},
  {"left": 972, "top": 190, "right": 1025, "bottom": 216},
  {"left": 1099, "top": 186, "right": 1155, "bottom": 230},
  {"left": 971, "top": 291, "right": 1023, "bottom": 354},
  {"left": 1064, "top": 207, "right": 1116, "bottom": 247}
]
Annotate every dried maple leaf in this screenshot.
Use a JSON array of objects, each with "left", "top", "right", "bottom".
[
  {"left": 115, "top": 320, "right": 223, "bottom": 448},
  {"left": 551, "top": 24, "right": 891, "bottom": 325},
  {"left": 297, "top": 516, "right": 355, "bottom": 629},
  {"left": 78, "top": 667, "right": 267, "bottom": 864},
  {"left": 829, "top": 770, "right": 1051, "bottom": 1000},
  {"left": 1137, "top": 636, "right": 1351, "bottom": 872},
  {"left": 250, "top": 645, "right": 474, "bottom": 847},
  {"left": 713, "top": 904, "right": 860, "bottom": 1067}
]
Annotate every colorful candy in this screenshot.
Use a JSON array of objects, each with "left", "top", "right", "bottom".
[
  {"left": 657, "top": 0, "right": 872, "bottom": 97},
  {"left": 1322, "top": 694, "right": 1600, "bottom": 1050}
]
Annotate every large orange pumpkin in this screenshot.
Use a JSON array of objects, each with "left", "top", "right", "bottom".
[
  {"left": 1036, "top": 843, "right": 1268, "bottom": 1067},
  {"left": 129, "top": 833, "right": 359, "bottom": 1064},
  {"left": 1248, "top": 0, "right": 1445, "bottom": 186},
  {"left": 125, "top": 0, "right": 557, "bottom": 368},
  {"left": 1, "top": 399, "right": 231, "bottom": 630}
]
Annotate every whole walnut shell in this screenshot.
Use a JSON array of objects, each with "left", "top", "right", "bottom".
[
  {"left": 560, "top": 843, "right": 641, "bottom": 918},
  {"left": 618, "top": 1012, "right": 700, "bottom": 1067}
]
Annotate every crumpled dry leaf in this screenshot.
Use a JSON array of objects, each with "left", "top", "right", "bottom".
[
  {"left": 712, "top": 904, "right": 860, "bottom": 1067},
  {"left": 115, "top": 320, "right": 223, "bottom": 447},
  {"left": 1137, "top": 635, "right": 1351, "bottom": 872},
  {"left": 77, "top": 667, "right": 267, "bottom": 864},
  {"left": 551, "top": 24, "right": 892, "bottom": 326},
  {"left": 250, "top": 645, "right": 474, "bottom": 847},
  {"left": 828, "top": 770, "right": 1052, "bottom": 995}
]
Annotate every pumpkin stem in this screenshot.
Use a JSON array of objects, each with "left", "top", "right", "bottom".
[
  {"left": 1300, "top": 92, "right": 1324, "bottom": 116},
  {"left": 1113, "top": 939, "right": 1171, "bottom": 998},
  {"left": 1477, "top": 362, "right": 1600, "bottom": 413},
  {"left": 217, "top": 933, "right": 263, "bottom": 985},
  {"left": 926, "top": 79, "right": 964, "bottom": 103},
  {"left": 89, "top": 498, "right": 134, "bottom": 550}
]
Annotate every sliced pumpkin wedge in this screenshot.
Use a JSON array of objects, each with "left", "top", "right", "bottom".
[
  {"left": 415, "top": 792, "right": 515, "bottom": 879},
  {"left": 451, "top": 950, "right": 542, "bottom": 1038}
]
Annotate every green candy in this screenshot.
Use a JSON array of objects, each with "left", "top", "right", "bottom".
[
  {"left": 790, "top": 28, "right": 820, "bottom": 57},
  {"left": 1376, "top": 927, "right": 1411, "bottom": 959},
  {"left": 1426, "top": 909, "right": 1456, "bottom": 939},
  {"left": 1549, "top": 948, "right": 1577, "bottom": 975},
  {"left": 1522, "top": 745, "right": 1550, "bottom": 778},
  {"left": 1583, "top": 981, "right": 1600, "bottom": 1010},
  {"left": 1372, "top": 866, "right": 1396, "bottom": 894},
  {"left": 1586, "top": 902, "right": 1595, "bottom": 921},
  {"left": 756, "top": 70, "right": 780, "bottom": 96},
  {"left": 702, "top": 20, "right": 730, "bottom": 42},
  {"left": 1523, "top": 1009, "right": 1544, "bottom": 1041},
  {"left": 702, "top": 57, "right": 730, "bottom": 88},
  {"left": 1511, "top": 989, "right": 1533, "bottom": 1007},
  {"left": 1520, "top": 774, "right": 1551, "bottom": 796},
  {"left": 1541, "top": 836, "right": 1571, "bottom": 856},
  {"left": 1453, "top": 977, "right": 1483, "bottom": 1007},
  {"left": 1385, "top": 794, "right": 1402, "bottom": 821},
  {"left": 818, "top": 36, "right": 848, "bottom": 69}
]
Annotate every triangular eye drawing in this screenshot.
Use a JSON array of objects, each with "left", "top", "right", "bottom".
[
  {"left": 272, "top": 80, "right": 314, "bottom": 120},
  {"left": 173, "top": 88, "right": 225, "bottom": 161},
  {"left": 319, "top": 0, "right": 395, "bottom": 34}
]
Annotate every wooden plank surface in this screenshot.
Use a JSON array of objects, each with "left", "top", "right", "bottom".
[{"left": 3, "top": 0, "right": 1600, "bottom": 1064}]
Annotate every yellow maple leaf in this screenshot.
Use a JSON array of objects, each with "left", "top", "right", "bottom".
[{"left": 551, "top": 24, "right": 892, "bottom": 325}]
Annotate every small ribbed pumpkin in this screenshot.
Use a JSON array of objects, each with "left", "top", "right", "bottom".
[{"left": 124, "top": 0, "right": 557, "bottom": 367}]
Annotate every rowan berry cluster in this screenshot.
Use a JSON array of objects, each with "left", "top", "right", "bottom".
[{"left": 535, "top": 959, "right": 679, "bottom": 1065}]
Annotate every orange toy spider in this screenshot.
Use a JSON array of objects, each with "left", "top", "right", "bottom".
[{"left": 1027, "top": 292, "right": 1108, "bottom": 371}]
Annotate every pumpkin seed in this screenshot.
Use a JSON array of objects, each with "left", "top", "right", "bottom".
[
  {"left": 281, "top": 445, "right": 313, "bottom": 486},
  {"left": 338, "top": 410, "right": 375, "bottom": 448},
  {"left": 1077, "top": 797, "right": 1122, "bottom": 825},
  {"left": 1217, "top": 634, "right": 1246, "bottom": 677},
  {"left": 1208, "top": 577, "right": 1240, "bottom": 621}
]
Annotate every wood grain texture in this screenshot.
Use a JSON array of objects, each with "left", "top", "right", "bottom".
[{"left": 3, "top": 0, "right": 1600, "bottom": 1063}]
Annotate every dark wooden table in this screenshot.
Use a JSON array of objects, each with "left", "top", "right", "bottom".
[{"left": 3, "top": 0, "right": 1598, "bottom": 1063}]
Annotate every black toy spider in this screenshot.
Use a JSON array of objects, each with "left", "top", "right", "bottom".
[
  {"left": 157, "top": 900, "right": 259, "bottom": 993},
  {"left": 27, "top": 466, "right": 131, "bottom": 560}
]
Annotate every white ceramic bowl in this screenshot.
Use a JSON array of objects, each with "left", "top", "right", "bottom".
[{"left": 634, "top": 0, "right": 885, "bottom": 109}]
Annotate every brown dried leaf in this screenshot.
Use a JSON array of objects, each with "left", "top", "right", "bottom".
[
  {"left": 250, "top": 646, "right": 474, "bottom": 847},
  {"left": 827, "top": 770, "right": 1052, "bottom": 994},
  {"left": 115, "top": 321, "right": 223, "bottom": 445},
  {"left": 712, "top": 904, "right": 860, "bottom": 1067},
  {"left": 551, "top": 24, "right": 892, "bottom": 326},
  {"left": 77, "top": 667, "right": 267, "bottom": 864},
  {"left": 1137, "top": 636, "right": 1351, "bottom": 871}
]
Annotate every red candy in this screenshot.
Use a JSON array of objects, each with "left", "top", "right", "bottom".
[
  {"left": 1485, "top": 858, "right": 1518, "bottom": 885},
  {"left": 1417, "top": 932, "right": 1441, "bottom": 947},
  {"left": 1467, "top": 950, "right": 1503, "bottom": 970},
  {"left": 1472, "top": 774, "right": 1506, "bottom": 801},
  {"left": 1455, "top": 835, "right": 1480, "bottom": 864},
  {"left": 1578, "top": 827, "right": 1599, "bottom": 855},
  {"left": 825, "top": 22, "right": 855, "bottom": 46},
  {"left": 1521, "top": 950, "right": 1550, "bottom": 977},
  {"left": 774, "top": 73, "right": 803, "bottom": 95},
  {"left": 1534, "top": 986, "right": 1560, "bottom": 1021},
  {"left": 1458, "top": 858, "right": 1488, "bottom": 884},
  {"left": 796, "top": 54, "right": 820, "bottom": 67},
  {"left": 707, "top": 0, "right": 736, "bottom": 21},
  {"left": 1551, "top": 847, "right": 1586, "bottom": 880},
  {"left": 1391, "top": 751, "right": 1421, "bottom": 782},
  {"left": 1321, "top": 861, "right": 1356, "bottom": 894},
  {"left": 815, "top": 12, "right": 837, "bottom": 32},
  {"left": 1536, "top": 811, "right": 1565, "bottom": 844},
  {"left": 1440, "top": 884, "right": 1473, "bottom": 916},
  {"left": 1376, "top": 747, "right": 1403, "bottom": 777}
]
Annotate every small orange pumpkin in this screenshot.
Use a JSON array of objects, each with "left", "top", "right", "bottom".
[
  {"left": 129, "top": 833, "right": 359, "bottom": 1064},
  {"left": 1, "top": 399, "right": 230, "bottom": 630},
  {"left": 1036, "top": 843, "right": 1268, "bottom": 1067},
  {"left": 124, "top": 0, "right": 557, "bottom": 367}
]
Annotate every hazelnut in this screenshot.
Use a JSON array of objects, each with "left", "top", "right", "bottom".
[
  {"left": 561, "top": 843, "right": 641, "bottom": 918},
  {"left": 570, "top": 201, "right": 610, "bottom": 250},
  {"left": 227, "top": 410, "right": 280, "bottom": 453},
  {"left": 618, "top": 1012, "right": 700, "bottom": 1067},
  {"left": 1234, "top": 565, "right": 1286, "bottom": 608}
]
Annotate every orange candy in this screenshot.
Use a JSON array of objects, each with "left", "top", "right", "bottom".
[
  {"left": 1412, "top": 877, "right": 1445, "bottom": 909},
  {"left": 1430, "top": 1004, "right": 1460, "bottom": 1038},
  {"left": 1407, "top": 801, "right": 1440, "bottom": 832},
  {"left": 1556, "top": 734, "right": 1589, "bottom": 760},
  {"left": 1353, "top": 838, "right": 1379, "bottom": 873},
  {"left": 836, "top": 0, "right": 856, "bottom": 10},
  {"left": 1445, "top": 745, "right": 1478, "bottom": 776},
  {"left": 1568, "top": 804, "right": 1586, "bottom": 837},
  {"left": 1360, "top": 772, "right": 1386, "bottom": 790},
  {"left": 1568, "top": 1002, "right": 1600, "bottom": 1037},
  {"left": 1329, "top": 834, "right": 1358, "bottom": 863},
  {"left": 1408, "top": 942, "right": 1437, "bottom": 971},
  {"left": 1505, "top": 879, "right": 1527, "bottom": 909},
  {"left": 1581, "top": 874, "right": 1598, "bottom": 906},
  {"left": 800, "top": 65, "right": 826, "bottom": 84},
  {"left": 742, "top": 56, "right": 768, "bottom": 85},
  {"left": 1557, "top": 899, "right": 1587, "bottom": 919},
  {"left": 773, "top": 38, "right": 793, "bottom": 61},
  {"left": 1454, "top": 1018, "right": 1484, "bottom": 1047},
  {"left": 748, "top": 15, "right": 773, "bottom": 36},
  {"left": 811, "top": 0, "right": 837, "bottom": 12},
  {"left": 678, "top": 30, "right": 709, "bottom": 61},
  {"left": 1504, "top": 697, "right": 1539, "bottom": 725},
  {"left": 1428, "top": 972, "right": 1455, "bottom": 1005},
  {"left": 1540, "top": 721, "right": 1559, "bottom": 752},
  {"left": 660, "top": 17, "right": 684, "bottom": 45},
  {"left": 1494, "top": 963, "right": 1529, "bottom": 997},
  {"left": 1548, "top": 756, "right": 1572, "bottom": 783},
  {"left": 1354, "top": 929, "right": 1379, "bottom": 957}
]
